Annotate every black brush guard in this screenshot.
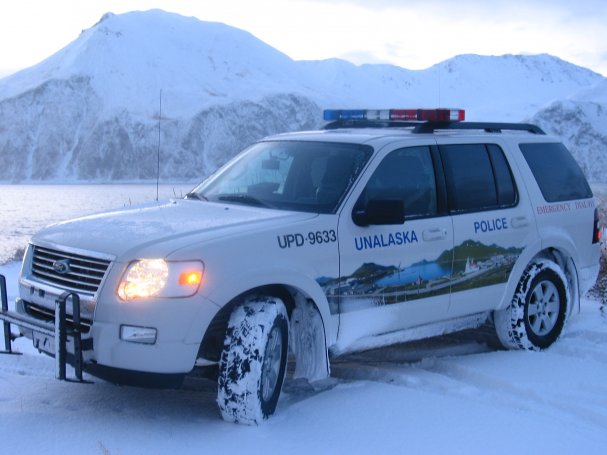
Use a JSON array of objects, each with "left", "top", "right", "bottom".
[{"left": 0, "top": 274, "right": 92, "bottom": 383}]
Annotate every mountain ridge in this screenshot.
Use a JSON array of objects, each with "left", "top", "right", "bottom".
[
  {"left": 0, "top": 9, "right": 605, "bottom": 183},
  {"left": 525, "top": 79, "right": 607, "bottom": 182}
]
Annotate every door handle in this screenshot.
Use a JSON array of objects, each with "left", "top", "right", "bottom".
[
  {"left": 423, "top": 228, "right": 447, "bottom": 241},
  {"left": 511, "top": 216, "right": 529, "bottom": 229}
]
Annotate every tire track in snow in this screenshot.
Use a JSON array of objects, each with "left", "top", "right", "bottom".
[
  {"left": 421, "top": 358, "right": 607, "bottom": 428},
  {"left": 550, "top": 342, "right": 607, "bottom": 366},
  {"left": 561, "top": 329, "right": 607, "bottom": 344},
  {"left": 330, "top": 355, "right": 607, "bottom": 432}
]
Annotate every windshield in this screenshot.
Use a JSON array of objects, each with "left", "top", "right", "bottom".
[{"left": 188, "top": 141, "right": 373, "bottom": 214}]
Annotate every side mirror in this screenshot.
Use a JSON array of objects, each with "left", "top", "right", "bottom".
[{"left": 352, "top": 199, "right": 405, "bottom": 227}]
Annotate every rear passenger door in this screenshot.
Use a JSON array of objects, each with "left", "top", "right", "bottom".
[{"left": 436, "top": 138, "right": 537, "bottom": 317}]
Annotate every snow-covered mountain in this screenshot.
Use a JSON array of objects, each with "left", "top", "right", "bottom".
[
  {"left": 526, "top": 80, "right": 607, "bottom": 182},
  {"left": 0, "top": 9, "right": 604, "bottom": 182}
]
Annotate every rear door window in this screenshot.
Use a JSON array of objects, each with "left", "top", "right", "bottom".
[
  {"left": 519, "top": 142, "right": 592, "bottom": 202},
  {"left": 440, "top": 143, "right": 518, "bottom": 213}
]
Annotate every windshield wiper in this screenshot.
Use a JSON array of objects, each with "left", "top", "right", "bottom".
[
  {"left": 185, "top": 192, "right": 208, "bottom": 202},
  {"left": 218, "top": 194, "right": 273, "bottom": 208}
]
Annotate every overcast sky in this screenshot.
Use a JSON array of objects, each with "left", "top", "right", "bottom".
[{"left": 1, "top": 0, "right": 606, "bottom": 79}]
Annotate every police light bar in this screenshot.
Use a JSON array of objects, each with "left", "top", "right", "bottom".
[{"left": 324, "top": 108, "right": 465, "bottom": 122}]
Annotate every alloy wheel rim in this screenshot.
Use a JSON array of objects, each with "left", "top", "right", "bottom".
[
  {"left": 527, "top": 280, "right": 560, "bottom": 336},
  {"left": 261, "top": 326, "right": 283, "bottom": 402}
]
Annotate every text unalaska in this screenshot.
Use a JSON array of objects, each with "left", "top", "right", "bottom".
[{"left": 354, "top": 231, "right": 418, "bottom": 251}]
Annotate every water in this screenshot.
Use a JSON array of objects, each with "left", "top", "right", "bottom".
[
  {"left": 2, "top": 182, "right": 606, "bottom": 265},
  {"left": 0, "top": 184, "right": 194, "bottom": 264},
  {"left": 376, "top": 262, "right": 451, "bottom": 287}
]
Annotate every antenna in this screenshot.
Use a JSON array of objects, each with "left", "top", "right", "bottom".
[
  {"left": 156, "top": 89, "right": 162, "bottom": 201},
  {"left": 438, "top": 62, "right": 441, "bottom": 108}
]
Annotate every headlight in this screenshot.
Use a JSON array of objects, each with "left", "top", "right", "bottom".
[{"left": 117, "top": 259, "right": 204, "bottom": 301}]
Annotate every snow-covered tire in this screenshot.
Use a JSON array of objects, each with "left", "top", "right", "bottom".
[
  {"left": 495, "top": 259, "right": 570, "bottom": 350},
  {"left": 217, "top": 295, "right": 289, "bottom": 425}
]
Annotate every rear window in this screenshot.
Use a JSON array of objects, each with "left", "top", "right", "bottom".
[{"left": 519, "top": 143, "right": 592, "bottom": 202}]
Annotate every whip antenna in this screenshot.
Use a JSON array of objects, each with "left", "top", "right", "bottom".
[
  {"left": 438, "top": 62, "right": 441, "bottom": 108},
  {"left": 156, "top": 89, "right": 162, "bottom": 201}
]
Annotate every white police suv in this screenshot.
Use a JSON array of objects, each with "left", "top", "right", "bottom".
[{"left": 0, "top": 108, "right": 600, "bottom": 425}]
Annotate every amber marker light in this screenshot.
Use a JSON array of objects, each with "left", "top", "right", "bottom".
[{"left": 179, "top": 272, "right": 202, "bottom": 285}]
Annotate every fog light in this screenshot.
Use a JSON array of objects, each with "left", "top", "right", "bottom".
[{"left": 121, "top": 325, "right": 157, "bottom": 344}]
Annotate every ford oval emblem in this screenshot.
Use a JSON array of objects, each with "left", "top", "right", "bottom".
[{"left": 53, "top": 259, "right": 71, "bottom": 275}]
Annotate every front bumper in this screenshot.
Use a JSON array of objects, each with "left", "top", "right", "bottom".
[
  {"left": 2, "top": 294, "right": 217, "bottom": 387},
  {"left": 1, "top": 300, "right": 186, "bottom": 388}
]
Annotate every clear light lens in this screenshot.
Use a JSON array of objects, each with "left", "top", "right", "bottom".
[
  {"left": 118, "top": 259, "right": 169, "bottom": 301},
  {"left": 121, "top": 325, "right": 157, "bottom": 344},
  {"left": 366, "top": 110, "right": 390, "bottom": 120}
]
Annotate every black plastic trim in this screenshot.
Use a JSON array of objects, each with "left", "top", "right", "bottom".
[
  {"left": 413, "top": 122, "right": 545, "bottom": 135},
  {"left": 322, "top": 120, "right": 546, "bottom": 135},
  {"left": 429, "top": 144, "right": 449, "bottom": 215},
  {"left": 84, "top": 363, "right": 186, "bottom": 389}
]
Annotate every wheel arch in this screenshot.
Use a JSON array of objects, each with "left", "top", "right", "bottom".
[
  {"left": 496, "top": 240, "right": 580, "bottom": 316},
  {"left": 192, "top": 276, "right": 331, "bottom": 382},
  {"left": 496, "top": 235, "right": 580, "bottom": 312},
  {"left": 529, "top": 247, "right": 580, "bottom": 316}
]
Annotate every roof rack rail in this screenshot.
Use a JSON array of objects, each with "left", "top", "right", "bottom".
[{"left": 323, "top": 120, "right": 546, "bottom": 135}]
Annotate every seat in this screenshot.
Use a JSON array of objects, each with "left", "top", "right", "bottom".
[{"left": 316, "top": 155, "right": 355, "bottom": 204}]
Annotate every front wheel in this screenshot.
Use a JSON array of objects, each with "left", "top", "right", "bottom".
[
  {"left": 217, "top": 295, "right": 289, "bottom": 425},
  {"left": 495, "top": 259, "right": 569, "bottom": 350}
]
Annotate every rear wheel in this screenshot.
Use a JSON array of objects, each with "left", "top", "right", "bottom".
[
  {"left": 495, "top": 260, "right": 569, "bottom": 350},
  {"left": 217, "top": 295, "right": 289, "bottom": 425}
]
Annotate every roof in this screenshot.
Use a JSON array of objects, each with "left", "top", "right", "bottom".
[{"left": 262, "top": 121, "right": 554, "bottom": 145}]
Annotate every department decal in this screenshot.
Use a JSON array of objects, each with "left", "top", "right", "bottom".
[
  {"left": 318, "top": 239, "right": 524, "bottom": 314},
  {"left": 354, "top": 230, "right": 418, "bottom": 251}
]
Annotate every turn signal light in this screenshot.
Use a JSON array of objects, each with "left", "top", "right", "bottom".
[{"left": 179, "top": 272, "right": 202, "bottom": 285}]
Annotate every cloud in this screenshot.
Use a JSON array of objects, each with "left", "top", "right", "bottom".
[
  {"left": 337, "top": 49, "right": 396, "bottom": 66},
  {"left": 299, "top": 0, "right": 607, "bottom": 16}
]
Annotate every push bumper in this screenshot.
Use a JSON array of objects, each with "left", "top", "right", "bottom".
[
  {"left": 1, "top": 285, "right": 91, "bottom": 381},
  {"left": 2, "top": 283, "right": 205, "bottom": 389}
]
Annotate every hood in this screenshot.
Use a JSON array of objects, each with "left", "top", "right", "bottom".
[{"left": 31, "top": 199, "right": 316, "bottom": 260}]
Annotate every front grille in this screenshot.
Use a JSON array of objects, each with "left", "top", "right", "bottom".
[
  {"left": 24, "top": 301, "right": 92, "bottom": 333},
  {"left": 32, "top": 246, "right": 112, "bottom": 294}
]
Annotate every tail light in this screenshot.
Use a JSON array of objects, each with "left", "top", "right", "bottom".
[{"left": 592, "top": 208, "right": 601, "bottom": 244}]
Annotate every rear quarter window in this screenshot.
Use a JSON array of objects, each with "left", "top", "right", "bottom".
[{"left": 519, "top": 143, "right": 592, "bottom": 202}]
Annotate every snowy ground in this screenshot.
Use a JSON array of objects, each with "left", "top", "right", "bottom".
[{"left": 1, "top": 261, "right": 607, "bottom": 454}]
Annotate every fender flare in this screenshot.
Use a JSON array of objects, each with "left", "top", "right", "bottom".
[
  {"left": 184, "top": 266, "right": 332, "bottom": 347},
  {"left": 495, "top": 237, "right": 543, "bottom": 311},
  {"left": 496, "top": 235, "right": 580, "bottom": 312}
]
